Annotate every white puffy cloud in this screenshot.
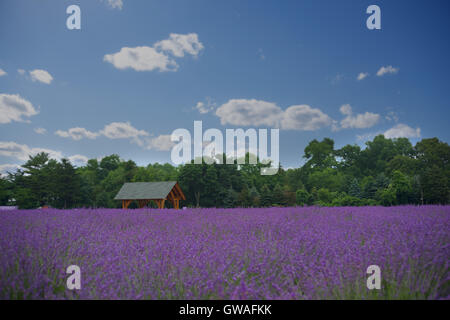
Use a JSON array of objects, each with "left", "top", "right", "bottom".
[
  {"left": 0, "top": 164, "right": 20, "bottom": 176},
  {"left": 104, "top": 46, "right": 177, "bottom": 72},
  {"left": 340, "top": 104, "right": 352, "bottom": 116},
  {"left": 280, "top": 105, "right": 332, "bottom": 130},
  {"left": 56, "top": 122, "right": 148, "bottom": 141},
  {"left": 34, "top": 127, "right": 47, "bottom": 135},
  {"left": 103, "top": 0, "right": 123, "bottom": 9},
  {"left": 376, "top": 65, "right": 399, "bottom": 77},
  {"left": 357, "top": 72, "right": 369, "bottom": 80},
  {"left": 195, "top": 98, "right": 216, "bottom": 114},
  {"left": 55, "top": 127, "right": 99, "bottom": 140},
  {"left": 195, "top": 102, "right": 208, "bottom": 114},
  {"left": 55, "top": 122, "right": 176, "bottom": 152},
  {"left": 67, "top": 154, "right": 89, "bottom": 166},
  {"left": 0, "top": 141, "right": 89, "bottom": 167},
  {"left": 104, "top": 33, "right": 203, "bottom": 72},
  {"left": 0, "top": 141, "right": 63, "bottom": 161},
  {"left": 384, "top": 123, "right": 421, "bottom": 139},
  {"left": 0, "top": 94, "right": 39, "bottom": 124},
  {"left": 215, "top": 99, "right": 332, "bottom": 131},
  {"left": 100, "top": 122, "right": 149, "bottom": 139},
  {"left": 356, "top": 132, "right": 378, "bottom": 142},
  {"left": 0, "top": 69, "right": 7, "bottom": 77},
  {"left": 56, "top": 122, "right": 152, "bottom": 147},
  {"left": 145, "top": 135, "right": 175, "bottom": 151},
  {"left": 29, "top": 69, "right": 53, "bottom": 84},
  {"left": 338, "top": 104, "right": 380, "bottom": 129},
  {"left": 154, "top": 33, "right": 204, "bottom": 58},
  {"left": 216, "top": 99, "right": 282, "bottom": 127}
]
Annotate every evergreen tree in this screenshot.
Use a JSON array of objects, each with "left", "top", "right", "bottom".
[
  {"left": 237, "top": 185, "right": 251, "bottom": 207},
  {"left": 0, "top": 176, "right": 12, "bottom": 205},
  {"left": 223, "top": 187, "right": 237, "bottom": 208},
  {"left": 421, "top": 165, "right": 449, "bottom": 204},
  {"left": 348, "top": 178, "right": 362, "bottom": 198},
  {"left": 272, "top": 184, "right": 284, "bottom": 205},
  {"left": 249, "top": 186, "right": 260, "bottom": 207},
  {"left": 260, "top": 185, "right": 272, "bottom": 207},
  {"left": 203, "top": 165, "right": 220, "bottom": 207},
  {"left": 56, "top": 159, "right": 81, "bottom": 208}
]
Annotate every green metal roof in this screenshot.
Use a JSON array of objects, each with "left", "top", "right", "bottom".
[{"left": 114, "top": 181, "right": 178, "bottom": 200}]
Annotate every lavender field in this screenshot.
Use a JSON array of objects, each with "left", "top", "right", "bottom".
[{"left": 0, "top": 206, "right": 449, "bottom": 300}]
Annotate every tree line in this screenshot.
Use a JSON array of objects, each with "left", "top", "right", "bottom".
[{"left": 0, "top": 135, "right": 448, "bottom": 209}]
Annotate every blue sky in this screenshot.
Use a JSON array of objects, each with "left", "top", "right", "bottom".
[{"left": 1, "top": 0, "right": 449, "bottom": 172}]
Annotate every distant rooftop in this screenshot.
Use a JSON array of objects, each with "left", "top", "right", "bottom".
[{"left": 114, "top": 181, "right": 179, "bottom": 200}]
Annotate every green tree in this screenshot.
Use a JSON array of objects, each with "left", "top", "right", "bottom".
[
  {"left": 421, "top": 165, "right": 448, "bottom": 204},
  {"left": 249, "top": 186, "right": 260, "bottom": 207},
  {"left": 335, "top": 144, "right": 362, "bottom": 177},
  {"left": 223, "top": 187, "right": 237, "bottom": 208},
  {"left": 272, "top": 184, "right": 284, "bottom": 206},
  {"left": 376, "top": 186, "right": 396, "bottom": 206},
  {"left": 55, "top": 159, "right": 81, "bottom": 208},
  {"left": 316, "top": 188, "right": 332, "bottom": 205},
  {"left": 303, "top": 138, "right": 336, "bottom": 170},
  {"left": 0, "top": 176, "right": 13, "bottom": 205},
  {"left": 20, "top": 152, "right": 52, "bottom": 207},
  {"left": 391, "top": 170, "right": 412, "bottom": 205},
  {"left": 359, "top": 135, "right": 398, "bottom": 177},
  {"left": 307, "top": 168, "right": 345, "bottom": 192},
  {"left": 295, "top": 189, "right": 310, "bottom": 206},
  {"left": 178, "top": 161, "right": 204, "bottom": 207},
  {"left": 237, "top": 185, "right": 252, "bottom": 207},
  {"left": 260, "top": 185, "right": 272, "bottom": 207},
  {"left": 203, "top": 165, "right": 220, "bottom": 207},
  {"left": 348, "top": 178, "right": 362, "bottom": 198},
  {"left": 361, "top": 176, "right": 377, "bottom": 199},
  {"left": 415, "top": 138, "right": 450, "bottom": 204}
]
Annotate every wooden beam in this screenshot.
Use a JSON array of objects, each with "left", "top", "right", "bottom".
[
  {"left": 138, "top": 199, "right": 150, "bottom": 208},
  {"left": 122, "top": 200, "right": 131, "bottom": 209},
  {"left": 174, "top": 183, "right": 186, "bottom": 200},
  {"left": 168, "top": 197, "right": 180, "bottom": 209},
  {"left": 154, "top": 199, "right": 165, "bottom": 209},
  {"left": 171, "top": 186, "right": 180, "bottom": 199}
]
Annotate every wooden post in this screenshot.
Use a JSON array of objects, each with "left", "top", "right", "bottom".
[
  {"left": 155, "top": 199, "right": 164, "bottom": 209},
  {"left": 138, "top": 199, "right": 149, "bottom": 208},
  {"left": 122, "top": 200, "right": 131, "bottom": 209}
]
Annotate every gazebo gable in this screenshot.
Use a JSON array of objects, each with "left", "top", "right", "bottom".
[{"left": 114, "top": 181, "right": 185, "bottom": 209}]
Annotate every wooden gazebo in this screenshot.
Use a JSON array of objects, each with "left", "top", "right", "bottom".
[{"left": 114, "top": 181, "right": 185, "bottom": 209}]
